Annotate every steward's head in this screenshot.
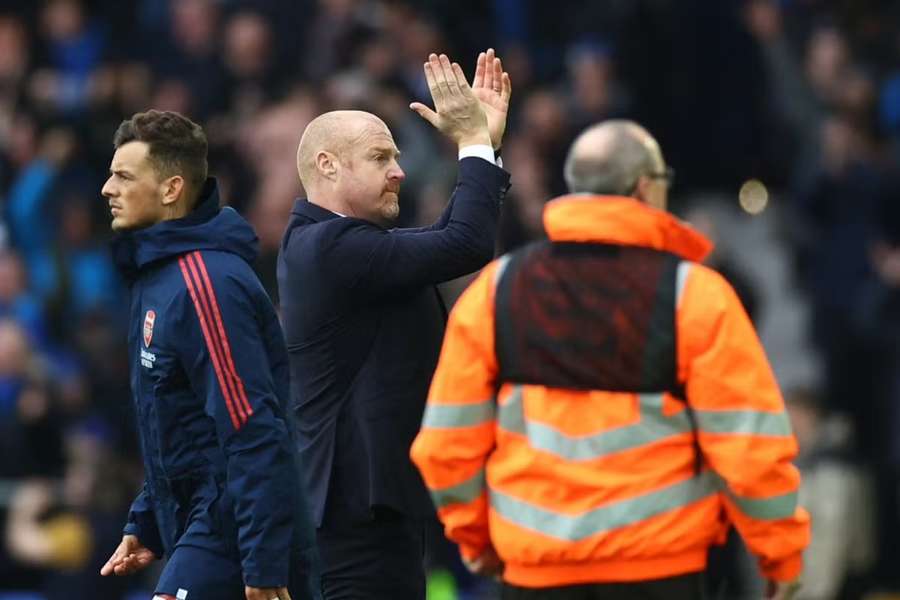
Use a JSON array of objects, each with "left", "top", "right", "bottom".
[
  {"left": 102, "top": 110, "right": 208, "bottom": 231},
  {"left": 296, "top": 110, "right": 405, "bottom": 226},
  {"left": 563, "top": 119, "right": 672, "bottom": 211}
]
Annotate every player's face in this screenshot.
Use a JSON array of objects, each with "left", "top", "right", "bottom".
[
  {"left": 338, "top": 123, "right": 405, "bottom": 226},
  {"left": 101, "top": 141, "right": 167, "bottom": 232}
]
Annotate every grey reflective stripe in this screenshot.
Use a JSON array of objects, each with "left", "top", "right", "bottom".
[
  {"left": 422, "top": 400, "right": 495, "bottom": 428},
  {"left": 430, "top": 468, "right": 486, "bottom": 509},
  {"left": 726, "top": 489, "right": 798, "bottom": 521},
  {"left": 676, "top": 261, "right": 692, "bottom": 307},
  {"left": 498, "top": 385, "right": 526, "bottom": 433},
  {"left": 490, "top": 470, "right": 720, "bottom": 541},
  {"left": 498, "top": 387, "right": 692, "bottom": 461},
  {"left": 695, "top": 409, "right": 792, "bottom": 436},
  {"left": 494, "top": 254, "right": 512, "bottom": 287}
]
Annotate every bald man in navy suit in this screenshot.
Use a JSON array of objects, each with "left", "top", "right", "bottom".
[{"left": 278, "top": 50, "right": 511, "bottom": 599}]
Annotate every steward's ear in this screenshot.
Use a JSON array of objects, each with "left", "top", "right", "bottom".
[{"left": 630, "top": 175, "right": 648, "bottom": 203}]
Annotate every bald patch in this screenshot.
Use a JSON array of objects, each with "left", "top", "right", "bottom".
[
  {"left": 569, "top": 121, "right": 657, "bottom": 167},
  {"left": 564, "top": 119, "right": 662, "bottom": 195},
  {"left": 296, "top": 110, "right": 391, "bottom": 188}
]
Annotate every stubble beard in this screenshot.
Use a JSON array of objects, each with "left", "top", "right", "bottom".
[{"left": 381, "top": 194, "right": 400, "bottom": 222}]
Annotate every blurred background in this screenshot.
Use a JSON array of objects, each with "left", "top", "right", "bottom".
[{"left": 0, "top": 0, "right": 898, "bottom": 598}]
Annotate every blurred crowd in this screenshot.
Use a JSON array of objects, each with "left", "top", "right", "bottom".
[{"left": 0, "top": 0, "right": 899, "bottom": 598}]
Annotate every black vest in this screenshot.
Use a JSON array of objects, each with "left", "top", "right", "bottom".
[
  {"left": 495, "top": 241, "right": 682, "bottom": 394},
  {"left": 494, "top": 241, "right": 701, "bottom": 469}
]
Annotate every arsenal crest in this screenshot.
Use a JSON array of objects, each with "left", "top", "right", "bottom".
[{"left": 143, "top": 310, "right": 156, "bottom": 347}]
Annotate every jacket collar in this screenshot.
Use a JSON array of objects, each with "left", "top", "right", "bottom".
[
  {"left": 111, "top": 178, "right": 258, "bottom": 279},
  {"left": 290, "top": 198, "right": 342, "bottom": 223},
  {"left": 543, "top": 194, "right": 713, "bottom": 262}
]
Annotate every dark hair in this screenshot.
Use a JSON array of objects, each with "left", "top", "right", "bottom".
[{"left": 113, "top": 110, "right": 208, "bottom": 195}]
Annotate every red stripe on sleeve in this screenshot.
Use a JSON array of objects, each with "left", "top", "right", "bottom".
[
  {"left": 184, "top": 253, "right": 249, "bottom": 423},
  {"left": 192, "top": 251, "right": 254, "bottom": 419},
  {"left": 178, "top": 256, "right": 243, "bottom": 430}
]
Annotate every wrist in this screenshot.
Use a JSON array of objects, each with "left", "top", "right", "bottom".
[{"left": 457, "top": 131, "right": 491, "bottom": 149}]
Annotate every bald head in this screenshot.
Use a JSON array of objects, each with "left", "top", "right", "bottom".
[
  {"left": 563, "top": 120, "right": 663, "bottom": 197},
  {"left": 296, "top": 109, "right": 405, "bottom": 223},
  {"left": 296, "top": 110, "right": 389, "bottom": 190}
]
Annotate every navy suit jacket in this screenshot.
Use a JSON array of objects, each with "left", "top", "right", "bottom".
[{"left": 277, "top": 157, "right": 510, "bottom": 525}]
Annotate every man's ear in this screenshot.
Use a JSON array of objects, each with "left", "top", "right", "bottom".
[
  {"left": 632, "top": 175, "right": 650, "bottom": 203},
  {"left": 316, "top": 151, "right": 338, "bottom": 180},
  {"left": 160, "top": 175, "right": 186, "bottom": 207}
]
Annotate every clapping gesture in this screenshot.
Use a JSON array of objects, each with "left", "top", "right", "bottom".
[
  {"left": 471, "top": 48, "right": 512, "bottom": 150},
  {"left": 410, "top": 53, "right": 489, "bottom": 148}
]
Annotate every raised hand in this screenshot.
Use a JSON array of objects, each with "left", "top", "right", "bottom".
[
  {"left": 410, "top": 53, "right": 491, "bottom": 149},
  {"left": 100, "top": 534, "right": 156, "bottom": 576},
  {"left": 471, "top": 48, "right": 512, "bottom": 151}
]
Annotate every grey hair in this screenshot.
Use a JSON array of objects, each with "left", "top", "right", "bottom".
[{"left": 563, "top": 120, "right": 658, "bottom": 195}]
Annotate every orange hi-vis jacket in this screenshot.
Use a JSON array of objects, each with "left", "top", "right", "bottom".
[{"left": 411, "top": 195, "right": 811, "bottom": 589}]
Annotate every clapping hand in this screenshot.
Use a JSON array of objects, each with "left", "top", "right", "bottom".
[
  {"left": 410, "top": 53, "right": 491, "bottom": 149},
  {"left": 471, "top": 48, "right": 512, "bottom": 151}
]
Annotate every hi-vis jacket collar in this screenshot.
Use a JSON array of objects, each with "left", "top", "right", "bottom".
[{"left": 543, "top": 195, "right": 714, "bottom": 263}]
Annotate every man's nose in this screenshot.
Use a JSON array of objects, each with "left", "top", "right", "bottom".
[
  {"left": 101, "top": 178, "right": 114, "bottom": 198},
  {"left": 389, "top": 165, "right": 406, "bottom": 182}
]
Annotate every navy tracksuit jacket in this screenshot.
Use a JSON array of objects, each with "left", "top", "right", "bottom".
[{"left": 111, "top": 179, "right": 318, "bottom": 592}]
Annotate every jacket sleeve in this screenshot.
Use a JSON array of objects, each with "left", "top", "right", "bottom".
[
  {"left": 122, "top": 482, "right": 163, "bottom": 557},
  {"left": 678, "top": 263, "right": 811, "bottom": 582},
  {"left": 394, "top": 193, "right": 457, "bottom": 234},
  {"left": 410, "top": 261, "right": 500, "bottom": 560},
  {"left": 175, "top": 252, "right": 303, "bottom": 588},
  {"left": 327, "top": 158, "right": 510, "bottom": 296}
]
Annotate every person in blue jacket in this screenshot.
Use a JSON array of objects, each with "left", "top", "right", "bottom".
[
  {"left": 277, "top": 51, "right": 511, "bottom": 599},
  {"left": 99, "top": 109, "right": 320, "bottom": 600}
]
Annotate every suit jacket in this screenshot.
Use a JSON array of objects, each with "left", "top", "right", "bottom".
[{"left": 277, "top": 157, "right": 510, "bottom": 525}]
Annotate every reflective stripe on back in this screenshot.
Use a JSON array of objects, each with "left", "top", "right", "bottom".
[
  {"left": 498, "top": 386, "right": 692, "bottom": 462},
  {"left": 490, "top": 470, "right": 720, "bottom": 541}
]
